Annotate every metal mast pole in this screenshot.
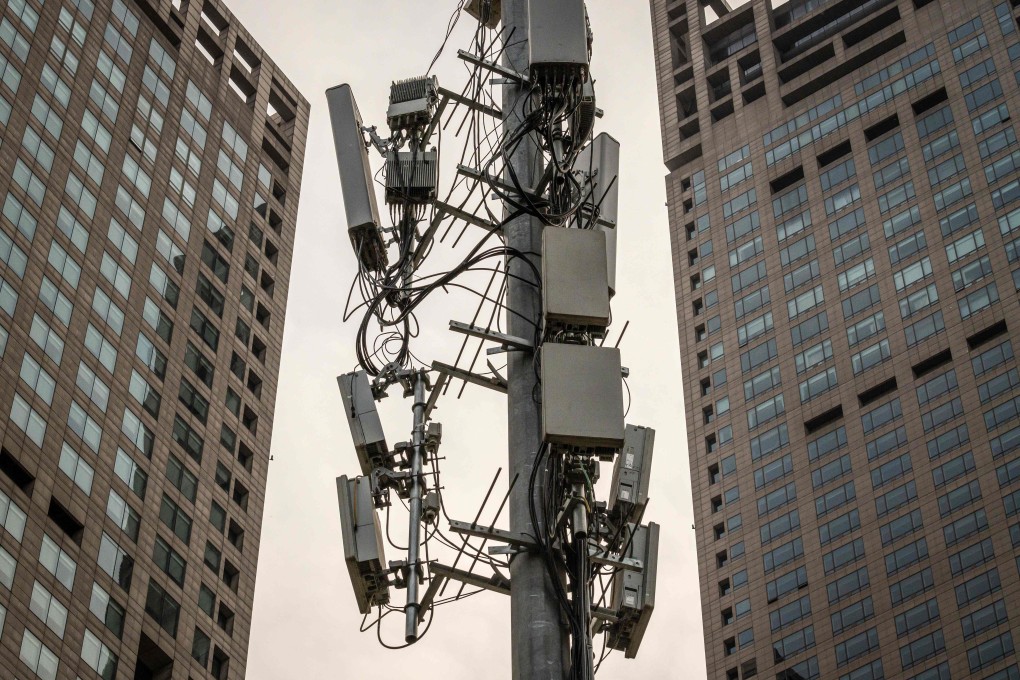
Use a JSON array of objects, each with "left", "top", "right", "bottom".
[
  {"left": 405, "top": 371, "right": 427, "bottom": 641},
  {"left": 502, "top": 2, "right": 568, "bottom": 678}
]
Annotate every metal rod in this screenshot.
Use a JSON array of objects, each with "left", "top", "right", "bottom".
[
  {"left": 571, "top": 482, "right": 594, "bottom": 680},
  {"left": 457, "top": 48, "right": 530, "bottom": 85},
  {"left": 454, "top": 471, "right": 519, "bottom": 599},
  {"left": 404, "top": 371, "right": 427, "bottom": 642},
  {"left": 440, "top": 467, "right": 503, "bottom": 597},
  {"left": 502, "top": 1, "right": 568, "bottom": 677},
  {"left": 448, "top": 320, "right": 534, "bottom": 351}
]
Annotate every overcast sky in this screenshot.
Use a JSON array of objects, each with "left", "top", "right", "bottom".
[{"left": 223, "top": 1, "right": 706, "bottom": 677}]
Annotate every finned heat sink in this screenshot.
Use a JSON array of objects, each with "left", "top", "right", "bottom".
[
  {"left": 387, "top": 76, "right": 439, "bottom": 131},
  {"left": 385, "top": 150, "right": 439, "bottom": 205}
]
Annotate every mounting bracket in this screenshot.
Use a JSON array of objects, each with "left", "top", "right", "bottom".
[
  {"left": 589, "top": 548, "right": 643, "bottom": 573},
  {"left": 457, "top": 49, "right": 530, "bottom": 86},
  {"left": 449, "top": 320, "right": 534, "bottom": 352},
  {"left": 432, "top": 360, "right": 508, "bottom": 394},
  {"left": 448, "top": 519, "right": 536, "bottom": 550}
]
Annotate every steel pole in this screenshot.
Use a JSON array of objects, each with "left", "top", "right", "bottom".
[
  {"left": 405, "top": 371, "right": 427, "bottom": 641},
  {"left": 502, "top": 1, "right": 569, "bottom": 678},
  {"left": 571, "top": 483, "right": 593, "bottom": 680}
]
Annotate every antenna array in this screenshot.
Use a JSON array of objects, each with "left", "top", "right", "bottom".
[{"left": 326, "top": 1, "right": 661, "bottom": 675}]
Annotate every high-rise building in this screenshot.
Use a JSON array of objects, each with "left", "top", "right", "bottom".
[
  {"left": 0, "top": 0, "right": 307, "bottom": 677},
  {"left": 651, "top": 0, "right": 1020, "bottom": 678}
]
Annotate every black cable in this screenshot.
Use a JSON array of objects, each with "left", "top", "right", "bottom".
[{"left": 426, "top": 0, "right": 467, "bottom": 76}]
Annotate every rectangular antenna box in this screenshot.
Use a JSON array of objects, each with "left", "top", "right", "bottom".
[
  {"left": 608, "top": 522, "right": 659, "bottom": 658},
  {"left": 540, "top": 343, "right": 625, "bottom": 452},
  {"left": 574, "top": 133, "right": 620, "bottom": 295},
  {"left": 337, "top": 371, "right": 389, "bottom": 475},
  {"left": 325, "top": 84, "right": 387, "bottom": 272},
  {"left": 385, "top": 150, "right": 439, "bottom": 205},
  {"left": 337, "top": 475, "right": 390, "bottom": 614},
  {"left": 542, "top": 227, "right": 610, "bottom": 334},
  {"left": 528, "top": 0, "right": 589, "bottom": 84},
  {"left": 609, "top": 425, "right": 655, "bottom": 525},
  {"left": 386, "top": 76, "right": 439, "bottom": 131}
]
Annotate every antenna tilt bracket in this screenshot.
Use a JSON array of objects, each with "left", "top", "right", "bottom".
[
  {"left": 431, "top": 361, "right": 508, "bottom": 394},
  {"left": 457, "top": 49, "right": 530, "bottom": 86},
  {"left": 448, "top": 320, "right": 534, "bottom": 352},
  {"left": 448, "top": 519, "right": 537, "bottom": 551}
]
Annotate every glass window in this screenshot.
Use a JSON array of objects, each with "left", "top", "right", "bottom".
[
  {"left": 961, "top": 598, "right": 1007, "bottom": 640},
  {"left": 881, "top": 508, "right": 924, "bottom": 547},
  {"left": 824, "top": 537, "right": 864, "bottom": 574},
  {"left": 20, "top": 628, "right": 59, "bottom": 680},
  {"left": 885, "top": 537, "right": 927, "bottom": 575},
  {"left": 20, "top": 353, "right": 56, "bottom": 404},
  {"left": 750, "top": 423, "right": 789, "bottom": 461},
  {"left": 900, "top": 629, "right": 945, "bottom": 669},
  {"left": 55, "top": 206, "right": 87, "bottom": 252},
  {"left": 121, "top": 407, "right": 154, "bottom": 458},
  {"left": 166, "top": 454, "right": 198, "bottom": 502},
  {"left": 30, "top": 580, "right": 69, "bottom": 637},
  {"left": 114, "top": 448, "right": 147, "bottom": 499},
  {"left": 890, "top": 566, "right": 933, "bottom": 606},
  {"left": 81, "top": 627, "right": 118, "bottom": 680},
  {"left": 968, "top": 631, "right": 1014, "bottom": 672},
  {"left": 3, "top": 192, "right": 37, "bottom": 241},
  {"left": 58, "top": 441, "right": 94, "bottom": 495},
  {"left": 956, "top": 567, "right": 1001, "bottom": 608},
  {"left": 830, "top": 596, "right": 873, "bottom": 636},
  {"left": 97, "top": 532, "right": 133, "bottom": 590},
  {"left": 813, "top": 454, "right": 852, "bottom": 490},
  {"left": 929, "top": 153, "right": 967, "bottom": 187},
  {"left": 950, "top": 252, "right": 991, "bottom": 293},
  {"left": 945, "top": 509, "right": 989, "bottom": 547},
  {"left": 11, "top": 392, "right": 46, "bottom": 446},
  {"left": 159, "top": 495, "right": 193, "bottom": 545},
  {"left": 152, "top": 534, "right": 187, "bottom": 586},
  {"left": 827, "top": 566, "right": 869, "bottom": 605},
  {"left": 922, "top": 130, "right": 960, "bottom": 163},
  {"left": 106, "top": 488, "right": 139, "bottom": 541},
  {"left": 89, "top": 582, "right": 125, "bottom": 638},
  {"left": 842, "top": 284, "right": 881, "bottom": 319},
  {"left": 877, "top": 181, "right": 915, "bottom": 214},
  {"left": 13, "top": 158, "right": 45, "bottom": 207},
  {"left": 39, "top": 534, "right": 76, "bottom": 590},
  {"left": 884, "top": 204, "right": 921, "bottom": 239}
]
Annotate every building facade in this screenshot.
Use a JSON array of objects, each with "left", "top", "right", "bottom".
[
  {"left": 651, "top": 0, "right": 1020, "bottom": 678},
  {"left": 0, "top": 0, "right": 307, "bottom": 677}
]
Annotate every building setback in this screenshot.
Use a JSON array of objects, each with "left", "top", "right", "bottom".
[
  {"left": 0, "top": 0, "right": 307, "bottom": 677},
  {"left": 651, "top": 0, "right": 1020, "bottom": 678}
]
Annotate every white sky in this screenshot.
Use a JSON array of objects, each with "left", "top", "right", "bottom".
[{"left": 225, "top": 1, "right": 706, "bottom": 677}]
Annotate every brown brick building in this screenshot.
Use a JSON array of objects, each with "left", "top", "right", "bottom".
[
  {"left": 0, "top": 0, "right": 307, "bottom": 677},
  {"left": 651, "top": 0, "right": 1020, "bottom": 677}
]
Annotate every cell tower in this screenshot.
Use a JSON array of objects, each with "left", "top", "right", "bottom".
[{"left": 326, "top": 1, "right": 660, "bottom": 676}]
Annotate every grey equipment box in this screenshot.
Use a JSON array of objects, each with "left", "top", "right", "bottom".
[
  {"left": 386, "top": 76, "right": 439, "bottom": 132},
  {"left": 337, "top": 475, "right": 390, "bottom": 614},
  {"left": 609, "top": 425, "right": 655, "bottom": 528},
  {"left": 574, "top": 133, "right": 620, "bottom": 296},
  {"left": 540, "top": 343, "right": 625, "bottom": 453},
  {"left": 337, "top": 371, "right": 390, "bottom": 475},
  {"left": 325, "top": 84, "right": 388, "bottom": 272},
  {"left": 542, "top": 227, "right": 610, "bottom": 335},
  {"left": 528, "top": 0, "right": 589, "bottom": 85},
  {"left": 385, "top": 150, "right": 439, "bottom": 205},
  {"left": 607, "top": 522, "right": 659, "bottom": 658}
]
